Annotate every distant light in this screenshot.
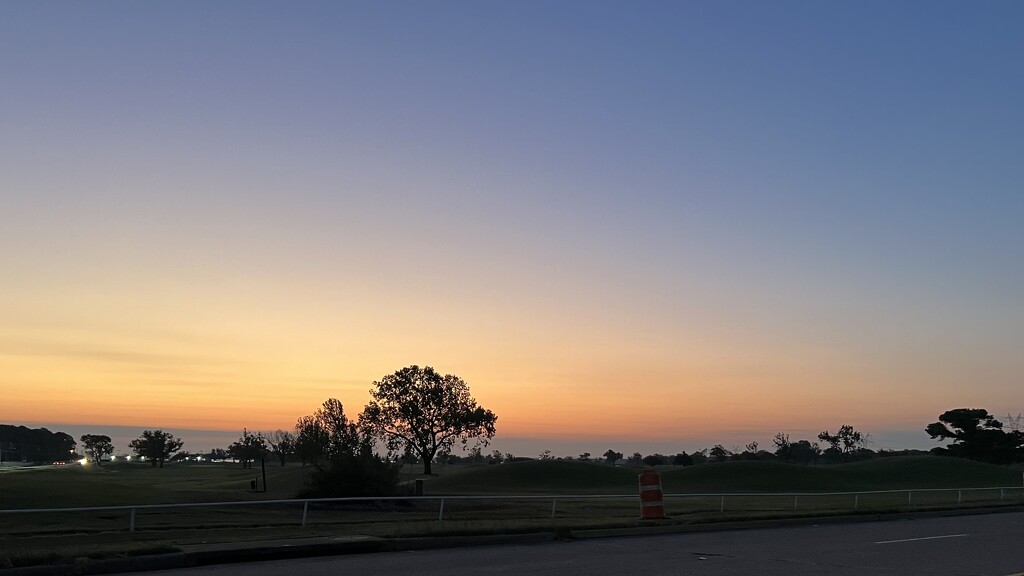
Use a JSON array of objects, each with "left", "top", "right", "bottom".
[
  {"left": 78, "top": 458, "right": 88, "bottom": 465},
  {"left": 126, "top": 455, "right": 132, "bottom": 461}
]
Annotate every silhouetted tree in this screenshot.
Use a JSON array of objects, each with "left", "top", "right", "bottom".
[
  {"left": 603, "top": 450, "right": 623, "bottom": 465},
  {"left": 295, "top": 399, "right": 361, "bottom": 470},
  {"left": 294, "top": 399, "right": 400, "bottom": 497},
  {"left": 359, "top": 365, "right": 497, "bottom": 475},
  {"left": 642, "top": 454, "right": 666, "bottom": 466},
  {"left": 79, "top": 434, "right": 114, "bottom": 465},
  {"left": 0, "top": 426, "right": 76, "bottom": 463},
  {"left": 790, "top": 439, "right": 821, "bottom": 464},
  {"left": 772, "top": 433, "right": 792, "bottom": 461},
  {"left": 672, "top": 452, "right": 694, "bottom": 466},
  {"left": 228, "top": 429, "right": 267, "bottom": 469},
  {"left": 818, "top": 425, "right": 865, "bottom": 462},
  {"left": 129, "top": 430, "right": 183, "bottom": 468},
  {"left": 709, "top": 445, "right": 731, "bottom": 462},
  {"left": 266, "top": 429, "right": 296, "bottom": 467},
  {"left": 926, "top": 408, "right": 1024, "bottom": 464}
]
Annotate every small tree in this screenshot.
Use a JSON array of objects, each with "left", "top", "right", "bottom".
[
  {"left": 266, "top": 429, "right": 296, "bottom": 467},
  {"left": 709, "top": 445, "right": 731, "bottom": 462},
  {"left": 228, "top": 429, "right": 268, "bottom": 469},
  {"left": 360, "top": 365, "right": 497, "bottom": 475},
  {"left": 672, "top": 452, "right": 693, "bottom": 466},
  {"left": 642, "top": 454, "right": 666, "bottom": 466},
  {"left": 295, "top": 399, "right": 361, "bottom": 470},
  {"left": 773, "top": 433, "right": 792, "bottom": 461},
  {"left": 293, "top": 399, "right": 399, "bottom": 497},
  {"left": 603, "top": 450, "right": 623, "bottom": 465},
  {"left": 818, "top": 425, "right": 865, "bottom": 462},
  {"left": 129, "top": 430, "right": 183, "bottom": 468},
  {"left": 79, "top": 434, "right": 114, "bottom": 465},
  {"left": 790, "top": 439, "right": 821, "bottom": 464}
]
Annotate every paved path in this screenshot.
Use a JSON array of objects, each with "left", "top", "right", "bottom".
[{"left": 123, "top": 511, "right": 1024, "bottom": 576}]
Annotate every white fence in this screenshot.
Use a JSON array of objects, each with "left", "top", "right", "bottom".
[{"left": 2, "top": 487, "right": 1022, "bottom": 534}]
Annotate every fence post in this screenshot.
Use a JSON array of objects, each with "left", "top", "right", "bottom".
[
  {"left": 301, "top": 501, "right": 309, "bottom": 527},
  {"left": 720, "top": 496, "right": 725, "bottom": 513},
  {"left": 854, "top": 494, "right": 859, "bottom": 509},
  {"left": 793, "top": 495, "right": 798, "bottom": 510},
  {"left": 958, "top": 490, "right": 962, "bottom": 504},
  {"left": 438, "top": 498, "right": 445, "bottom": 521},
  {"left": 129, "top": 508, "right": 136, "bottom": 532},
  {"left": 550, "top": 498, "right": 557, "bottom": 520},
  {"left": 1000, "top": 488, "right": 1004, "bottom": 501},
  {"left": 907, "top": 491, "right": 912, "bottom": 509}
]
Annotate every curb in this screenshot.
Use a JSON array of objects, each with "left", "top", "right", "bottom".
[{"left": 1, "top": 533, "right": 557, "bottom": 576}]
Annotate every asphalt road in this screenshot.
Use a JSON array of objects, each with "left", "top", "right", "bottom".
[{"left": 124, "top": 511, "right": 1024, "bottom": 576}]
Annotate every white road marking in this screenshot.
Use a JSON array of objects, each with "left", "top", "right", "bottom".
[{"left": 875, "top": 534, "right": 967, "bottom": 544}]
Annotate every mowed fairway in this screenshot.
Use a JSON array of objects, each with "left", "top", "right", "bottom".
[{"left": 1, "top": 457, "right": 1022, "bottom": 568}]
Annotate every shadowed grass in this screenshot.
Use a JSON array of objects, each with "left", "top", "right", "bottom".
[
  {"left": 0, "top": 462, "right": 309, "bottom": 509},
  {"left": 426, "top": 456, "right": 1024, "bottom": 495},
  {"left": 2, "top": 456, "right": 1022, "bottom": 569}
]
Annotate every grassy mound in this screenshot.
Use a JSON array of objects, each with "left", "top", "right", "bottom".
[
  {"left": 428, "top": 456, "right": 1022, "bottom": 496},
  {"left": 835, "top": 455, "right": 1020, "bottom": 489}
]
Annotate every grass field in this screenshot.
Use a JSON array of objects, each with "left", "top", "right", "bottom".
[
  {"left": 1, "top": 456, "right": 1022, "bottom": 568},
  {"left": 426, "top": 455, "right": 1024, "bottom": 494}
]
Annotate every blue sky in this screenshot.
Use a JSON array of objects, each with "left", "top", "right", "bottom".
[{"left": 2, "top": 2, "right": 1022, "bottom": 455}]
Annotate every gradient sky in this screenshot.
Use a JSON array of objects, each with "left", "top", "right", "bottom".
[{"left": 2, "top": 2, "right": 1023, "bottom": 457}]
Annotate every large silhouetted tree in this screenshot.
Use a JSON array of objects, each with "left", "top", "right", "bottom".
[
  {"left": 129, "top": 430, "right": 183, "bottom": 468},
  {"left": 926, "top": 408, "right": 1023, "bottom": 464},
  {"left": 79, "top": 434, "right": 114, "bottom": 465},
  {"left": 360, "top": 365, "right": 497, "bottom": 475}
]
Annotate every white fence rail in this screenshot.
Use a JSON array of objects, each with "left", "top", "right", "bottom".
[{"left": 2, "top": 487, "right": 1022, "bottom": 534}]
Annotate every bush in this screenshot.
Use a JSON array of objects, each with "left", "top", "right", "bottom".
[{"left": 299, "top": 446, "right": 400, "bottom": 498}]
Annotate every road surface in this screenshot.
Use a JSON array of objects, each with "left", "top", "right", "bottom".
[{"left": 123, "top": 510, "right": 1024, "bottom": 575}]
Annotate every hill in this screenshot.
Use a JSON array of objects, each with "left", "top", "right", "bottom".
[{"left": 427, "top": 456, "right": 1022, "bottom": 495}]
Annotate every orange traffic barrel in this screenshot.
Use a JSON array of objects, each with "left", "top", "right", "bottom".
[{"left": 638, "top": 468, "right": 666, "bottom": 519}]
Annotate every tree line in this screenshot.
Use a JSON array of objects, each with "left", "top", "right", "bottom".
[
  {"left": 9, "top": 397, "right": 1023, "bottom": 497},
  {"left": 119, "top": 366, "right": 497, "bottom": 496},
  {"left": 0, "top": 425, "right": 76, "bottom": 464}
]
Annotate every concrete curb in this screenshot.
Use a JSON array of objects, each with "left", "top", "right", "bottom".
[{"left": 1, "top": 533, "right": 557, "bottom": 576}]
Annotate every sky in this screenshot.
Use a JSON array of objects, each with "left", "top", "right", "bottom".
[{"left": 2, "top": 2, "right": 1023, "bottom": 458}]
